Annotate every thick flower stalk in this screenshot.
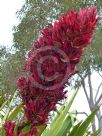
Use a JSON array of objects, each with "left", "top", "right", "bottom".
[{"left": 16, "top": 6, "right": 98, "bottom": 135}]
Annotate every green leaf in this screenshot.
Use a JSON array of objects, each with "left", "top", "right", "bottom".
[
  {"left": 0, "top": 100, "right": 8, "bottom": 111},
  {"left": 8, "top": 102, "right": 24, "bottom": 121},
  {"left": 56, "top": 115, "right": 76, "bottom": 136},
  {"left": 50, "top": 105, "right": 65, "bottom": 128},
  {"left": 42, "top": 90, "right": 78, "bottom": 136},
  {"left": 91, "top": 129, "right": 100, "bottom": 136},
  {"left": 0, "top": 113, "right": 4, "bottom": 119},
  {"left": 21, "top": 124, "right": 46, "bottom": 135},
  {"left": 21, "top": 125, "right": 31, "bottom": 134},
  {"left": 73, "top": 108, "right": 99, "bottom": 136},
  {"left": 0, "top": 96, "right": 5, "bottom": 106},
  {"left": 37, "top": 124, "right": 47, "bottom": 136},
  {"left": 2, "top": 91, "right": 17, "bottom": 124},
  {"left": 0, "top": 126, "right": 6, "bottom": 136},
  {"left": 68, "top": 122, "right": 82, "bottom": 136}
]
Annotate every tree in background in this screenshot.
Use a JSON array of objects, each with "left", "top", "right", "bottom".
[{"left": 0, "top": 47, "right": 24, "bottom": 95}]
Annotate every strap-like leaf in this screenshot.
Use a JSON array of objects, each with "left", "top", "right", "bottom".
[
  {"left": 8, "top": 102, "right": 24, "bottom": 121},
  {"left": 42, "top": 90, "right": 78, "bottom": 136},
  {"left": 73, "top": 108, "right": 99, "bottom": 136},
  {"left": 68, "top": 122, "right": 82, "bottom": 136},
  {"left": 2, "top": 91, "right": 17, "bottom": 124}
]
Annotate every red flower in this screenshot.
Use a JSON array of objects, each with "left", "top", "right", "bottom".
[
  {"left": 24, "top": 98, "right": 56, "bottom": 125},
  {"left": 17, "top": 6, "right": 98, "bottom": 126},
  {"left": 5, "top": 120, "right": 16, "bottom": 136}
]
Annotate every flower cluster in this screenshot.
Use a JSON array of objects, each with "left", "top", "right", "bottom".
[{"left": 16, "top": 6, "right": 98, "bottom": 135}]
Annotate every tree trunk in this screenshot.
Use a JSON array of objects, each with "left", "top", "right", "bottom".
[
  {"left": 97, "top": 112, "right": 102, "bottom": 136},
  {"left": 99, "top": 117, "right": 102, "bottom": 136}
]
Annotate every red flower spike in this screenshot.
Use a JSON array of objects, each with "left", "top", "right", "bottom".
[{"left": 17, "top": 6, "right": 98, "bottom": 127}]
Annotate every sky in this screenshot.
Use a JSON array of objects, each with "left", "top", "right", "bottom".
[{"left": 0, "top": 0, "right": 24, "bottom": 48}]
